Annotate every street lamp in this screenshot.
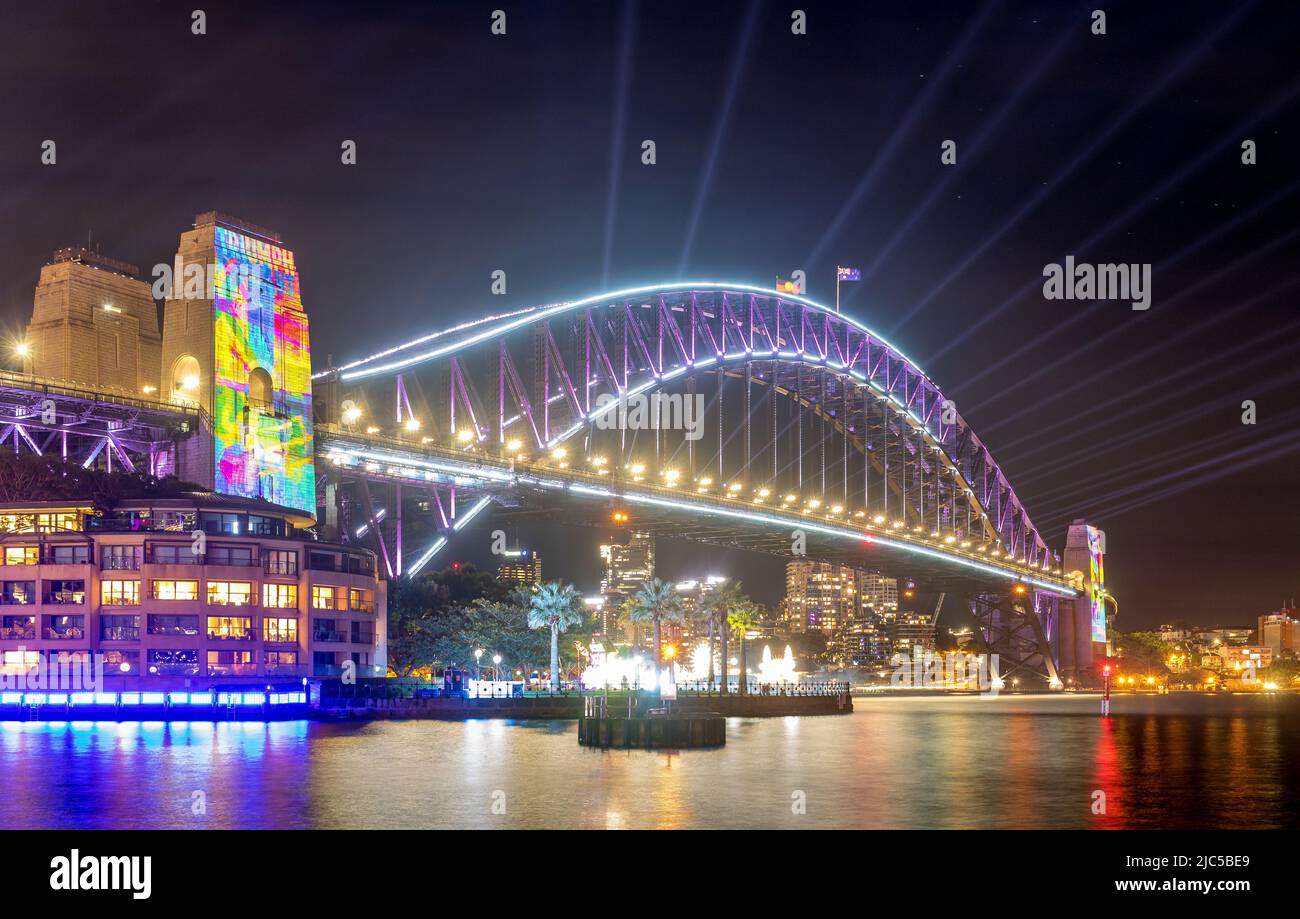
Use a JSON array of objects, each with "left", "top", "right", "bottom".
[
  {"left": 474, "top": 648, "right": 484, "bottom": 679},
  {"left": 492, "top": 653, "right": 502, "bottom": 681}
]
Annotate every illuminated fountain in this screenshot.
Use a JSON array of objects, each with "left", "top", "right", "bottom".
[{"left": 756, "top": 645, "right": 797, "bottom": 684}]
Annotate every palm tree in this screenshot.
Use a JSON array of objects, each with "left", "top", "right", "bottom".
[
  {"left": 727, "top": 599, "right": 760, "bottom": 697},
  {"left": 701, "top": 580, "right": 741, "bottom": 693},
  {"left": 704, "top": 580, "right": 746, "bottom": 695},
  {"left": 627, "top": 577, "right": 684, "bottom": 692},
  {"left": 527, "top": 581, "right": 584, "bottom": 690}
]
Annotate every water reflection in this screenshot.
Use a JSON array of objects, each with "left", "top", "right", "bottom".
[{"left": 0, "top": 694, "right": 1295, "bottom": 828}]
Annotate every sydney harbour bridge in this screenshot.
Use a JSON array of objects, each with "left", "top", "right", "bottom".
[{"left": 2, "top": 219, "right": 1102, "bottom": 687}]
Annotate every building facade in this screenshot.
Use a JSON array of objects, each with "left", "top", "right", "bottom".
[
  {"left": 0, "top": 496, "right": 386, "bottom": 691},
  {"left": 23, "top": 248, "right": 162, "bottom": 396},
  {"left": 1257, "top": 611, "right": 1297, "bottom": 659},
  {"left": 497, "top": 549, "right": 542, "bottom": 587}
]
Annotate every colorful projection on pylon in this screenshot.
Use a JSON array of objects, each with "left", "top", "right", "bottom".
[
  {"left": 1087, "top": 526, "right": 1107, "bottom": 643},
  {"left": 211, "top": 226, "right": 315, "bottom": 515}
]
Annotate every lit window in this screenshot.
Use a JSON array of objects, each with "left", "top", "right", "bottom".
[
  {"left": 152, "top": 580, "right": 198, "bottom": 601},
  {"left": 3, "top": 546, "right": 38, "bottom": 566},
  {"left": 207, "top": 581, "right": 253, "bottom": 606},
  {"left": 262, "top": 583, "right": 298, "bottom": 609},
  {"left": 264, "top": 618, "right": 298, "bottom": 643},
  {"left": 100, "top": 580, "right": 141, "bottom": 606},
  {"left": 312, "top": 586, "right": 339, "bottom": 610}
]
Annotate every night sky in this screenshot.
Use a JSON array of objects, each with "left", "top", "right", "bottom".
[{"left": 1, "top": 1, "right": 1297, "bottom": 629}]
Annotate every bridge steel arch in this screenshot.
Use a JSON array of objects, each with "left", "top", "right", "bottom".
[{"left": 314, "top": 283, "right": 1074, "bottom": 683}]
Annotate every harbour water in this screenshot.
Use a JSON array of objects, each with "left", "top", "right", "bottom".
[{"left": 2, "top": 693, "right": 1296, "bottom": 829}]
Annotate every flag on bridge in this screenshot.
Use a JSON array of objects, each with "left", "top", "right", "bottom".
[
  {"left": 837, "top": 266, "right": 860, "bottom": 281},
  {"left": 775, "top": 277, "right": 802, "bottom": 295}
]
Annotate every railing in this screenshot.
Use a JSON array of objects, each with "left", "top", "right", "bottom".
[
  {"left": 671, "top": 680, "right": 852, "bottom": 697},
  {"left": 351, "top": 632, "right": 375, "bottom": 645},
  {"left": 100, "top": 627, "right": 140, "bottom": 641},
  {"left": 0, "top": 596, "right": 36, "bottom": 606},
  {"left": 207, "top": 631, "right": 256, "bottom": 642},
  {"left": 45, "top": 627, "right": 85, "bottom": 640},
  {"left": 264, "top": 663, "right": 304, "bottom": 676},
  {"left": 0, "top": 626, "right": 35, "bottom": 640},
  {"left": 208, "top": 663, "right": 258, "bottom": 677},
  {"left": 147, "top": 625, "right": 200, "bottom": 637},
  {"left": 352, "top": 601, "right": 376, "bottom": 614},
  {"left": 147, "top": 663, "right": 201, "bottom": 676},
  {"left": 313, "top": 630, "right": 346, "bottom": 643},
  {"left": 44, "top": 592, "right": 86, "bottom": 605},
  {"left": 101, "top": 556, "right": 141, "bottom": 571},
  {"left": 264, "top": 559, "right": 299, "bottom": 576}
]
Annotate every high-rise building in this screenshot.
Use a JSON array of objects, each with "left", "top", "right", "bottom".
[
  {"left": 889, "top": 611, "right": 937, "bottom": 659},
  {"left": 785, "top": 561, "right": 898, "bottom": 665},
  {"left": 497, "top": 549, "right": 542, "bottom": 587},
  {"left": 601, "top": 531, "right": 655, "bottom": 596},
  {"left": 1258, "top": 610, "right": 1297, "bottom": 659},
  {"left": 599, "top": 531, "right": 655, "bottom": 642},
  {"left": 23, "top": 248, "right": 162, "bottom": 395}
]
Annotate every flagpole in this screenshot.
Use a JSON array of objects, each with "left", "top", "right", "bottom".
[{"left": 835, "top": 270, "right": 841, "bottom": 313}]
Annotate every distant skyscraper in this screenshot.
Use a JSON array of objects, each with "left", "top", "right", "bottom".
[
  {"left": 889, "top": 611, "right": 936, "bottom": 659},
  {"left": 1258, "top": 610, "right": 1297, "bottom": 659},
  {"left": 497, "top": 549, "right": 542, "bottom": 587},
  {"left": 599, "top": 531, "right": 655, "bottom": 642},
  {"left": 783, "top": 561, "right": 898, "bottom": 665}
]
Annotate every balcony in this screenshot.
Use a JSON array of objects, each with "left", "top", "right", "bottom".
[
  {"left": 264, "top": 663, "right": 304, "bottom": 677},
  {"left": 101, "top": 627, "right": 141, "bottom": 641},
  {"left": 148, "top": 662, "right": 201, "bottom": 676},
  {"left": 45, "top": 626, "right": 85, "bottom": 640},
  {"left": 208, "top": 663, "right": 258, "bottom": 677},
  {"left": 44, "top": 591, "right": 86, "bottom": 606},
  {"left": 351, "top": 632, "right": 375, "bottom": 645},
  {"left": 207, "top": 631, "right": 256, "bottom": 642},
  {"left": 352, "top": 601, "right": 376, "bottom": 615},
  {"left": 0, "top": 625, "right": 35, "bottom": 641},
  {"left": 313, "top": 630, "right": 346, "bottom": 643},
  {"left": 101, "top": 556, "right": 141, "bottom": 572}
]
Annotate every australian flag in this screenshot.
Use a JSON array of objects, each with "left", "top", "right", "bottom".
[{"left": 837, "top": 266, "right": 860, "bottom": 281}]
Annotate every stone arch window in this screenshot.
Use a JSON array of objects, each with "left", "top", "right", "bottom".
[
  {"left": 248, "top": 367, "right": 274, "bottom": 411},
  {"left": 171, "top": 355, "right": 201, "bottom": 404}
]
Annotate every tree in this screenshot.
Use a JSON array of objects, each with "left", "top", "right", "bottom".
[
  {"left": 386, "top": 576, "right": 460, "bottom": 676},
  {"left": 701, "top": 580, "right": 739, "bottom": 691},
  {"left": 703, "top": 580, "right": 746, "bottom": 694},
  {"left": 727, "top": 597, "right": 760, "bottom": 696},
  {"left": 527, "top": 582, "right": 584, "bottom": 690},
  {"left": 627, "top": 577, "right": 684, "bottom": 692}
]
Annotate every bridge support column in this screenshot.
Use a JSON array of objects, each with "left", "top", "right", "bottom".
[{"left": 969, "top": 591, "right": 1062, "bottom": 688}]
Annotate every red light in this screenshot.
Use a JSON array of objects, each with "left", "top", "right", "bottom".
[
  {"left": 1103, "top": 665, "right": 1111, "bottom": 675},
  {"left": 863, "top": 535, "right": 874, "bottom": 543},
  {"left": 451, "top": 561, "right": 461, "bottom": 570}
]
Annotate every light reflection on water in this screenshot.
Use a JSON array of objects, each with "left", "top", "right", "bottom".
[{"left": 1, "top": 694, "right": 1296, "bottom": 829}]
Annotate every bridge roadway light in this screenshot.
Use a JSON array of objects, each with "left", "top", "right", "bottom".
[
  {"left": 342, "top": 405, "right": 363, "bottom": 424},
  {"left": 456, "top": 428, "right": 474, "bottom": 444},
  {"left": 14, "top": 342, "right": 30, "bottom": 359},
  {"left": 404, "top": 418, "right": 421, "bottom": 432},
  {"left": 506, "top": 438, "right": 523, "bottom": 453}
]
